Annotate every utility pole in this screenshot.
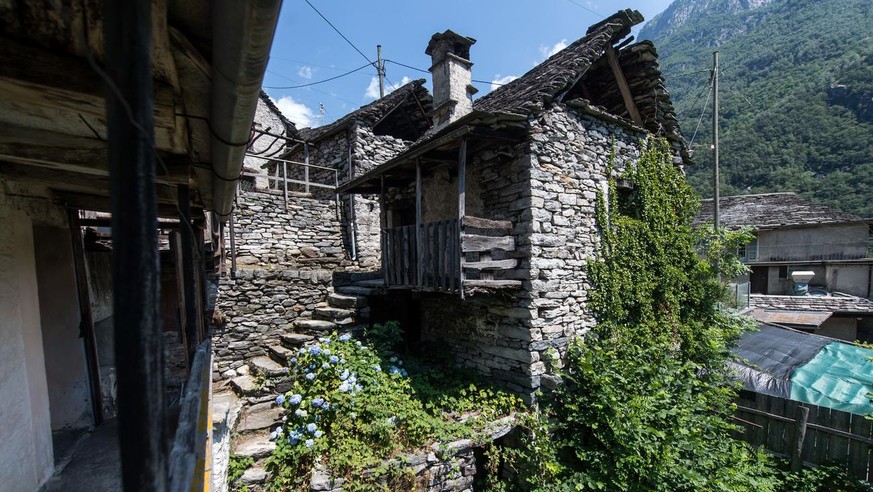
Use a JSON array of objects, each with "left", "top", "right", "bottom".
[
  {"left": 377, "top": 44, "right": 385, "bottom": 98},
  {"left": 712, "top": 51, "right": 720, "bottom": 230}
]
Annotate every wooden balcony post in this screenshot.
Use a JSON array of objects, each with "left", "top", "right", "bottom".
[
  {"left": 458, "top": 137, "right": 467, "bottom": 298},
  {"left": 380, "top": 175, "right": 388, "bottom": 285},
  {"left": 416, "top": 160, "right": 422, "bottom": 288},
  {"left": 104, "top": 0, "right": 167, "bottom": 488}
]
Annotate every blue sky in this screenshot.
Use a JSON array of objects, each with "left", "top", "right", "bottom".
[{"left": 264, "top": 0, "right": 675, "bottom": 128}]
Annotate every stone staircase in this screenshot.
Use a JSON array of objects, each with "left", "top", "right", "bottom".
[{"left": 223, "top": 282, "right": 381, "bottom": 490}]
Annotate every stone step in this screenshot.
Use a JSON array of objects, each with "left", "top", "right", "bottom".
[
  {"left": 230, "top": 375, "right": 261, "bottom": 397},
  {"left": 240, "top": 464, "right": 268, "bottom": 487},
  {"left": 237, "top": 401, "right": 284, "bottom": 434},
  {"left": 335, "top": 285, "right": 384, "bottom": 296},
  {"left": 280, "top": 332, "right": 314, "bottom": 348},
  {"left": 328, "top": 292, "right": 368, "bottom": 309},
  {"left": 232, "top": 431, "right": 276, "bottom": 460},
  {"left": 313, "top": 306, "right": 356, "bottom": 322},
  {"left": 267, "top": 344, "right": 294, "bottom": 365},
  {"left": 248, "top": 356, "right": 286, "bottom": 378},
  {"left": 293, "top": 319, "right": 337, "bottom": 333}
]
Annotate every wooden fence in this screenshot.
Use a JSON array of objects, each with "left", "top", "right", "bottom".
[
  {"left": 384, "top": 219, "right": 461, "bottom": 291},
  {"left": 168, "top": 338, "right": 213, "bottom": 491},
  {"left": 733, "top": 392, "right": 873, "bottom": 480}
]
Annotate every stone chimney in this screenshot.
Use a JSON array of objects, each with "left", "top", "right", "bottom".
[{"left": 426, "top": 30, "right": 477, "bottom": 129}]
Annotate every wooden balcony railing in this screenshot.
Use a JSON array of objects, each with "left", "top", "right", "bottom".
[{"left": 383, "top": 215, "right": 521, "bottom": 294}]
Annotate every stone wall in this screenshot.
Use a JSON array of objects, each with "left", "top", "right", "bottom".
[
  {"left": 213, "top": 269, "right": 333, "bottom": 377},
  {"left": 311, "top": 439, "right": 477, "bottom": 492},
  {"left": 523, "top": 104, "right": 646, "bottom": 387},
  {"left": 230, "top": 190, "right": 345, "bottom": 270}
]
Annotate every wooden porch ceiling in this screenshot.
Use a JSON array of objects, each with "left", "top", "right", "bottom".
[
  {"left": 0, "top": 0, "right": 216, "bottom": 217},
  {"left": 339, "top": 124, "right": 525, "bottom": 194}
]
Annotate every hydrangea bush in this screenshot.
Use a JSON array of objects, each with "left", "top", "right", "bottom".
[{"left": 264, "top": 329, "right": 522, "bottom": 491}]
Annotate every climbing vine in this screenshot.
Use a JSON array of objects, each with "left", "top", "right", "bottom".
[{"left": 498, "top": 137, "right": 780, "bottom": 491}]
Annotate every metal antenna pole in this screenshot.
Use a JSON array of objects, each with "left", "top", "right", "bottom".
[
  {"left": 712, "top": 51, "right": 720, "bottom": 230},
  {"left": 377, "top": 44, "right": 385, "bottom": 98}
]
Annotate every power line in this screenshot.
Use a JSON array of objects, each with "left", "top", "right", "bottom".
[
  {"left": 304, "top": 0, "right": 377, "bottom": 69},
  {"left": 263, "top": 63, "right": 371, "bottom": 89},
  {"left": 384, "top": 59, "right": 508, "bottom": 87},
  {"left": 688, "top": 83, "right": 713, "bottom": 148},
  {"left": 264, "top": 70, "right": 360, "bottom": 106},
  {"left": 564, "top": 0, "right": 605, "bottom": 18}
]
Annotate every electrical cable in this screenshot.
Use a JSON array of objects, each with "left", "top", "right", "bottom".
[
  {"left": 384, "top": 60, "right": 509, "bottom": 87},
  {"left": 564, "top": 0, "right": 605, "bottom": 18},
  {"left": 263, "top": 63, "right": 372, "bottom": 89},
  {"left": 304, "top": 0, "right": 377, "bottom": 69},
  {"left": 688, "top": 83, "right": 713, "bottom": 148}
]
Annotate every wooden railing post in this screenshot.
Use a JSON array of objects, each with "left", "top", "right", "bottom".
[
  {"left": 304, "top": 142, "right": 311, "bottom": 194},
  {"left": 380, "top": 175, "right": 388, "bottom": 286},
  {"left": 458, "top": 138, "right": 467, "bottom": 298},
  {"left": 416, "top": 160, "right": 422, "bottom": 288}
]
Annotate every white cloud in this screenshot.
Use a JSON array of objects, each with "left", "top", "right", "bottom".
[
  {"left": 273, "top": 96, "right": 318, "bottom": 128},
  {"left": 491, "top": 74, "right": 518, "bottom": 91},
  {"left": 364, "top": 75, "right": 411, "bottom": 100},
  {"left": 539, "top": 39, "right": 569, "bottom": 59},
  {"left": 297, "top": 66, "right": 313, "bottom": 79}
]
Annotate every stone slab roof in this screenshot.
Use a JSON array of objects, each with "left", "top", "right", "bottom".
[
  {"left": 474, "top": 9, "right": 641, "bottom": 116},
  {"left": 299, "top": 79, "right": 432, "bottom": 142},
  {"left": 695, "top": 192, "right": 866, "bottom": 229},
  {"left": 259, "top": 90, "right": 300, "bottom": 139},
  {"left": 749, "top": 294, "right": 873, "bottom": 314}
]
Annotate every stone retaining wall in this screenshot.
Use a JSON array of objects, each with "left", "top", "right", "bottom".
[{"left": 213, "top": 269, "right": 333, "bottom": 378}]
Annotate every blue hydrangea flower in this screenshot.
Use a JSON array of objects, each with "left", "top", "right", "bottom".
[
  {"left": 389, "top": 356, "right": 398, "bottom": 363},
  {"left": 290, "top": 357, "right": 297, "bottom": 364},
  {"left": 322, "top": 362, "right": 330, "bottom": 369},
  {"left": 322, "top": 402, "right": 330, "bottom": 411},
  {"left": 340, "top": 359, "right": 346, "bottom": 365},
  {"left": 275, "top": 394, "right": 286, "bottom": 406},
  {"left": 372, "top": 364, "right": 382, "bottom": 372},
  {"left": 311, "top": 398, "right": 324, "bottom": 408},
  {"left": 314, "top": 430, "right": 323, "bottom": 438},
  {"left": 305, "top": 372, "right": 316, "bottom": 381},
  {"left": 288, "top": 430, "right": 302, "bottom": 445},
  {"left": 295, "top": 408, "right": 308, "bottom": 418},
  {"left": 298, "top": 347, "right": 306, "bottom": 355},
  {"left": 339, "top": 333, "right": 351, "bottom": 342},
  {"left": 389, "top": 366, "right": 401, "bottom": 375},
  {"left": 329, "top": 355, "right": 339, "bottom": 364},
  {"left": 307, "top": 423, "right": 317, "bottom": 434},
  {"left": 289, "top": 394, "right": 302, "bottom": 405},
  {"left": 339, "top": 381, "right": 351, "bottom": 393},
  {"left": 268, "top": 426, "right": 283, "bottom": 441},
  {"left": 356, "top": 341, "right": 362, "bottom": 346},
  {"left": 319, "top": 337, "right": 329, "bottom": 343},
  {"left": 309, "top": 346, "right": 322, "bottom": 356},
  {"left": 305, "top": 439, "right": 314, "bottom": 448},
  {"left": 339, "top": 369, "right": 350, "bottom": 381},
  {"left": 323, "top": 348, "right": 331, "bottom": 355}
]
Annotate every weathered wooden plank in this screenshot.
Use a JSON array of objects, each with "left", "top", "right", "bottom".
[
  {"left": 767, "top": 393, "right": 786, "bottom": 454},
  {"left": 464, "top": 259, "right": 518, "bottom": 270},
  {"left": 437, "top": 221, "right": 445, "bottom": 290},
  {"left": 168, "top": 339, "right": 211, "bottom": 491},
  {"left": 415, "top": 162, "right": 422, "bottom": 288},
  {"left": 458, "top": 138, "right": 466, "bottom": 298},
  {"left": 782, "top": 400, "right": 798, "bottom": 456},
  {"left": 462, "top": 234, "right": 516, "bottom": 252},
  {"left": 813, "top": 406, "right": 832, "bottom": 466},
  {"left": 791, "top": 405, "right": 809, "bottom": 472},
  {"left": 444, "top": 221, "right": 453, "bottom": 290},
  {"left": 463, "top": 279, "right": 522, "bottom": 289},
  {"left": 847, "top": 415, "right": 873, "bottom": 481},
  {"left": 826, "top": 409, "right": 851, "bottom": 466},
  {"left": 461, "top": 215, "right": 513, "bottom": 231},
  {"left": 449, "top": 220, "right": 458, "bottom": 291},
  {"left": 605, "top": 46, "right": 643, "bottom": 126}
]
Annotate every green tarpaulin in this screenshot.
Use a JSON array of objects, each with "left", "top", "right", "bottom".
[{"left": 790, "top": 341, "right": 873, "bottom": 415}]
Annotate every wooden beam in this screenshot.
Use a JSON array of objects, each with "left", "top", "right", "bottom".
[
  {"left": 605, "top": 46, "right": 643, "bottom": 126},
  {"left": 463, "top": 259, "right": 518, "bottom": 270},
  {"left": 462, "top": 234, "right": 516, "bottom": 252},
  {"left": 461, "top": 216, "right": 513, "bottom": 230},
  {"left": 104, "top": 1, "right": 167, "bottom": 489},
  {"left": 178, "top": 185, "right": 201, "bottom": 364},
  {"left": 463, "top": 279, "right": 522, "bottom": 289},
  {"left": 0, "top": 126, "right": 192, "bottom": 185}
]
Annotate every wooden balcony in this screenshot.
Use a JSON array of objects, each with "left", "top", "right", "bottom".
[{"left": 383, "top": 215, "right": 522, "bottom": 295}]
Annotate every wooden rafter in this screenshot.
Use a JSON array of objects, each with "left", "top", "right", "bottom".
[{"left": 605, "top": 46, "right": 643, "bottom": 126}]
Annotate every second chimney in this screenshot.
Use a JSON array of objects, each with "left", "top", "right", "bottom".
[{"left": 426, "top": 30, "right": 477, "bottom": 129}]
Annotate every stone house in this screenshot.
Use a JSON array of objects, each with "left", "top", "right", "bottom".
[
  {"left": 0, "top": 0, "right": 281, "bottom": 489},
  {"left": 336, "top": 9, "right": 688, "bottom": 401},
  {"left": 696, "top": 192, "right": 873, "bottom": 341}
]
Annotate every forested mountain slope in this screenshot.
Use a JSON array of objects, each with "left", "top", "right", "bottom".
[{"left": 641, "top": 0, "right": 873, "bottom": 217}]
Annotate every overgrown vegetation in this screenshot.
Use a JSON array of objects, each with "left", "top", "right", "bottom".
[
  {"left": 228, "top": 454, "right": 254, "bottom": 488},
  {"left": 262, "top": 325, "right": 523, "bottom": 491},
  {"left": 643, "top": 0, "right": 873, "bottom": 216}
]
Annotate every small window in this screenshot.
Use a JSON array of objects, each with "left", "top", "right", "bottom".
[
  {"left": 778, "top": 266, "right": 788, "bottom": 279},
  {"left": 747, "top": 237, "right": 759, "bottom": 261},
  {"left": 737, "top": 244, "right": 746, "bottom": 259}
]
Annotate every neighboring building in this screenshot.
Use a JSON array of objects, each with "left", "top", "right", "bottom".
[
  {"left": 0, "top": 1, "right": 280, "bottom": 490},
  {"left": 695, "top": 193, "right": 873, "bottom": 341}
]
